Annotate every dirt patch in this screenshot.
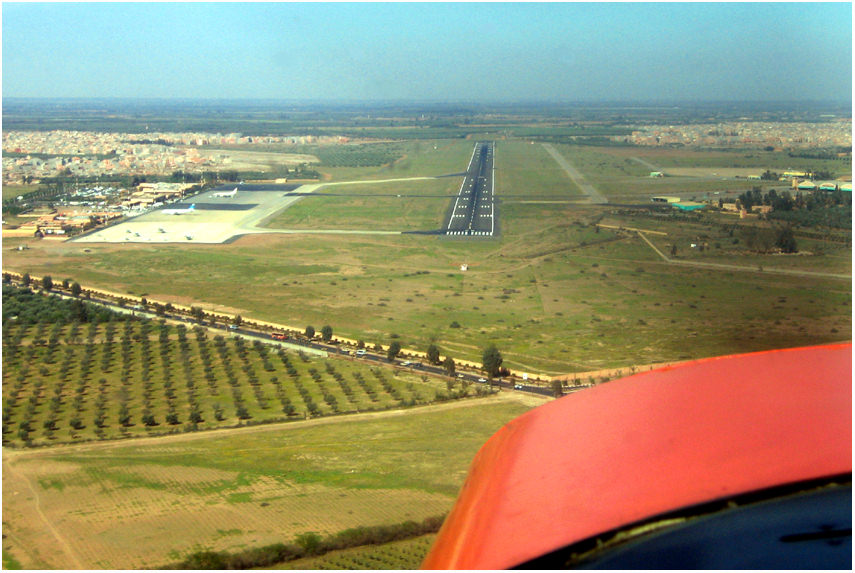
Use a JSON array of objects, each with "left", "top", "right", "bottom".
[
  {"left": 664, "top": 167, "right": 762, "bottom": 178},
  {"left": 227, "top": 232, "right": 289, "bottom": 248}
]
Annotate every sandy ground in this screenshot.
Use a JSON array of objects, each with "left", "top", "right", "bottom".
[{"left": 660, "top": 167, "right": 768, "bottom": 178}]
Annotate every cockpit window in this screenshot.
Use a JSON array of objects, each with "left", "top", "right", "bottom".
[{"left": 515, "top": 479, "right": 851, "bottom": 570}]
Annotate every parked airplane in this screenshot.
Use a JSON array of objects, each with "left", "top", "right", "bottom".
[
  {"left": 162, "top": 204, "right": 195, "bottom": 215},
  {"left": 212, "top": 187, "right": 237, "bottom": 198}
]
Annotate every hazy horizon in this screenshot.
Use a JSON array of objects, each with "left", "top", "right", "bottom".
[{"left": 3, "top": 3, "right": 852, "bottom": 103}]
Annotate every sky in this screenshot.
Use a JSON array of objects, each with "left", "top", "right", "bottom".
[{"left": 2, "top": 2, "right": 852, "bottom": 102}]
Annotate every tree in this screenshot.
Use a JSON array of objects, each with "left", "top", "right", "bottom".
[
  {"left": 321, "top": 325, "right": 333, "bottom": 342},
  {"left": 62, "top": 278, "right": 71, "bottom": 290},
  {"left": 443, "top": 356, "right": 456, "bottom": 377},
  {"left": 387, "top": 341, "right": 401, "bottom": 362},
  {"left": 295, "top": 532, "right": 322, "bottom": 555},
  {"left": 426, "top": 343, "right": 441, "bottom": 365},
  {"left": 42, "top": 275, "right": 53, "bottom": 291},
  {"left": 775, "top": 226, "right": 798, "bottom": 253},
  {"left": 233, "top": 314, "right": 242, "bottom": 327},
  {"left": 551, "top": 379, "right": 564, "bottom": 398},
  {"left": 118, "top": 404, "right": 131, "bottom": 427},
  {"left": 482, "top": 344, "right": 503, "bottom": 378},
  {"left": 21, "top": 273, "right": 31, "bottom": 286},
  {"left": 305, "top": 325, "right": 315, "bottom": 339},
  {"left": 191, "top": 306, "right": 204, "bottom": 323}
]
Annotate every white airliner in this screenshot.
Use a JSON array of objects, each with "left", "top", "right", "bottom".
[
  {"left": 212, "top": 187, "right": 237, "bottom": 198},
  {"left": 162, "top": 203, "right": 196, "bottom": 215}
]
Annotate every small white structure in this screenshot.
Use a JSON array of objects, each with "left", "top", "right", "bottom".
[{"left": 460, "top": 263, "right": 468, "bottom": 271}]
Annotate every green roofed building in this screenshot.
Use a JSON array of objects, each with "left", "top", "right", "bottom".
[{"left": 673, "top": 202, "right": 706, "bottom": 211}]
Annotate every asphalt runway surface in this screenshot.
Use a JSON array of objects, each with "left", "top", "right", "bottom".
[{"left": 444, "top": 141, "right": 496, "bottom": 237}]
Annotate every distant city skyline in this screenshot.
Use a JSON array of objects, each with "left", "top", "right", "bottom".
[{"left": 3, "top": 2, "right": 852, "bottom": 103}]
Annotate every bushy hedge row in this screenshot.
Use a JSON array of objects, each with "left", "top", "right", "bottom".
[
  {"left": 769, "top": 204, "right": 852, "bottom": 230},
  {"left": 2, "top": 283, "right": 122, "bottom": 325},
  {"left": 168, "top": 514, "right": 445, "bottom": 569}
]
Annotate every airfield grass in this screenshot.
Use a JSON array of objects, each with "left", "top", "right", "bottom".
[
  {"left": 2, "top": 397, "right": 532, "bottom": 569},
  {"left": 2, "top": 184, "right": 40, "bottom": 201},
  {"left": 266, "top": 177, "right": 458, "bottom": 231},
  {"left": 2, "top": 141, "right": 850, "bottom": 374},
  {"left": 496, "top": 140, "right": 586, "bottom": 199},
  {"left": 5, "top": 209, "right": 849, "bottom": 376},
  {"left": 293, "top": 139, "right": 476, "bottom": 183}
]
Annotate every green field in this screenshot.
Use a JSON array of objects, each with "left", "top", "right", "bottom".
[
  {"left": 287, "top": 139, "right": 477, "bottom": 182},
  {"left": 496, "top": 140, "right": 586, "bottom": 199},
  {"left": 3, "top": 141, "right": 850, "bottom": 375},
  {"left": 266, "top": 178, "right": 457, "bottom": 232},
  {"left": 3, "top": 396, "right": 533, "bottom": 569},
  {"left": 2, "top": 122, "right": 852, "bottom": 570}
]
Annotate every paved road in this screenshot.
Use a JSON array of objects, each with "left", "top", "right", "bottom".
[{"left": 541, "top": 143, "right": 608, "bottom": 204}]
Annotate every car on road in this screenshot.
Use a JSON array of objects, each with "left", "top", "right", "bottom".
[
  {"left": 477, "top": 377, "right": 486, "bottom": 383},
  {"left": 513, "top": 383, "right": 523, "bottom": 389},
  {"left": 356, "top": 349, "right": 366, "bottom": 356},
  {"left": 422, "top": 344, "right": 851, "bottom": 570}
]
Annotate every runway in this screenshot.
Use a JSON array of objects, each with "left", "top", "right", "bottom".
[{"left": 443, "top": 141, "right": 496, "bottom": 237}]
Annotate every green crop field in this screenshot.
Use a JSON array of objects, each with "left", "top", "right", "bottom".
[
  {"left": 2, "top": 311, "right": 491, "bottom": 448},
  {"left": 1, "top": 285, "right": 537, "bottom": 570}
]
